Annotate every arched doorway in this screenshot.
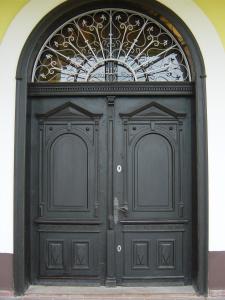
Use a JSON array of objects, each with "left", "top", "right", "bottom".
[{"left": 14, "top": 0, "right": 208, "bottom": 295}]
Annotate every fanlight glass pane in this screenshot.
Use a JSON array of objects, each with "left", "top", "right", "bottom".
[{"left": 32, "top": 9, "right": 191, "bottom": 82}]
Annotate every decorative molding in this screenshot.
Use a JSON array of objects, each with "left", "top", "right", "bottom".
[
  {"left": 28, "top": 82, "right": 195, "bottom": 96},
  {"left": 120, "top": 219, "right": 189, "bottom": 224},
  {"left": 36, "top": 101, "right": 102, "bottom": 119},
  {"left": 120, "top": 101, "right": 186, "bottom": 119},
  {"left": 35, "top": 218, "right": 101, "bottom": 225},
  {"left": 107, "top": 96, "right": 116, "bottom": 106}
]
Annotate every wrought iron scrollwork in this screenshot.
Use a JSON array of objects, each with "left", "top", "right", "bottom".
[{"left": 32, "top": 9, "right": 191, "bottom": 82}]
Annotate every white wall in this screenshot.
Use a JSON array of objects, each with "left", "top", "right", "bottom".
[
  {"left": 159, "top": 2, "right": 225, "bottom": 251},
  {"left": 0, "top": 0, "right": 224, "bottom": 254}
]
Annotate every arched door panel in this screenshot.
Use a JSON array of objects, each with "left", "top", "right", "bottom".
[
  {"left": 44, "top": 131, "right": 94, "bottom": 219},
  {"left": 48, "top": 133, "right": 89, "bottom": 213},
  {"left": 119, "top": 101, "right": 186, "bottom": 220},
  {"left": 37, "top": 102, "right": 102, "bottom": 220},
  {"left": 131, "top": 132, "right": 175, "bottom": 216}
]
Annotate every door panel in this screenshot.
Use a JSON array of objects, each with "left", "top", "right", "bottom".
[
  {"left": 38, "top": 102, "right": 102, "bottom": 219},
  {"left": 118, "top": 101, "right": 184, "bottom": 220},
  {"left": 133, "top": 133, "right": 173, "bottom": 212},
  {"left": 39, "top": 231, "right": 101, "bottom": 278},
  {"left": 49, "top": 133, "right": 89, "bottom": 210},
  {"left": 123, "top": 226, "right": 183, "bottom": 279}
]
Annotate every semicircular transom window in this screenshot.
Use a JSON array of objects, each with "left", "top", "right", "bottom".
[{"left": 32, "top": 8, "right": 192, "bottom": 82}]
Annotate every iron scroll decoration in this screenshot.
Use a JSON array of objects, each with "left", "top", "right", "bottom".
[{"left": 32, "top": 8, "right": 192, "bottom": 82}]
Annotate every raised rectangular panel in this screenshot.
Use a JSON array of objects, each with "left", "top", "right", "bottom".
[
  {"left": 157, "top": 240, "right": 175, "bottom": 269},
  {"left": 123, "top": 229, "right": 183, "bottom": 278},
  {"left": 39, "top": 231, "right": 100, "bottom": 278},
  {"left": 132, "top": 241, "right": 150, "bottom": 270},
  {"left": 72, "top": 241, "right": 90, "bottom": 269},
  {"left": 47, "top": 240, "right": 64, "bottom": 269},
  {"left": 70, "top": 233, "right": 100, "bottom": 276}
]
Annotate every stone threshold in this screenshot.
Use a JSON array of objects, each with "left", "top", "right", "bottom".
[
  {"left": 1, "top": 286, "right": 225, "bottom": 299},
  {"left": 23, "top": 285, "right": 203, "bottom": 299},
  {"left": 26, "top": 285, "right": 196, "bottom": 295}
]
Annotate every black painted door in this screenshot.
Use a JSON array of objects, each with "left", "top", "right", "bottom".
[
  {"left": 30, "top": 97, "right": 108, "bottom": 284},
  {"left": 30, "top": 95, "right": 193, "bottom": 285},
  {"left": 112, "top": 96, "right": 193, "bottom": 285}
]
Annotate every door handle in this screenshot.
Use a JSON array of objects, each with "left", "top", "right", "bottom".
[
  {"left": 118, "top": 204, "right": 128, "bottom": 215},
  {"left": 114, "top": 197, "right": 128, "bottom": 224}
]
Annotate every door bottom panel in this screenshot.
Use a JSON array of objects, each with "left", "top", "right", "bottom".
[{"left": 39, "top": 231, "right": 103, "bottom": 278}]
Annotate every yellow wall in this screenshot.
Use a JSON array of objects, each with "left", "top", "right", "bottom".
[
  {"left": 194, "top": 0, "right": 225, "bottom": 49},
  {"left": 0, "top": 0, "right": 28, "bottom": 42},
  {"left": 0, "top": 0, "right": 225, "bottom": 49}
]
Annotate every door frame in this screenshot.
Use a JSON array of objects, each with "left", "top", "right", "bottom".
[{"left": 14, "top": 0, "right": 208, "bottom": 295}]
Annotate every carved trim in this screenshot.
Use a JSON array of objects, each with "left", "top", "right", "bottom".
[
  {"left": 107, "top": 96, "right": 116, "bottom": 106},
  {"left": 36, "top": 101, "right": 102, "bottom": 119},
  {"left": 120, "top": 101, "right": 186, "bottom": 119},
  {"left": 28, "top": 82, "right": 195, "bottom": 96},
  {"left": 120, "top": 219, "right": 189, "bottom": 224},
  {"left": 35, "top": 218, "right": 101, "bottom": 225}
]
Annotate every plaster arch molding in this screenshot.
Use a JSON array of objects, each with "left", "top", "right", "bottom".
[{"left": 0, "top": 0, "right": 225, "bottom": 255}]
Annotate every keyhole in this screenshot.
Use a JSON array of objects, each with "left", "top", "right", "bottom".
[
  {"left": 117, "top": 245, "right": 122, "bottom": 252},
  {"left": 117, "top": 165, "right": 122, "bottom": 173}
]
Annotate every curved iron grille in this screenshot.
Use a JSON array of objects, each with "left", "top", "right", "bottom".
[{"left": 32, "top": 9, "right": 191, "bottom": 82}]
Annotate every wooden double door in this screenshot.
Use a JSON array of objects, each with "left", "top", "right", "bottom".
[{"left": 30, "top": 94, "right": 193, "bottom": 285}]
